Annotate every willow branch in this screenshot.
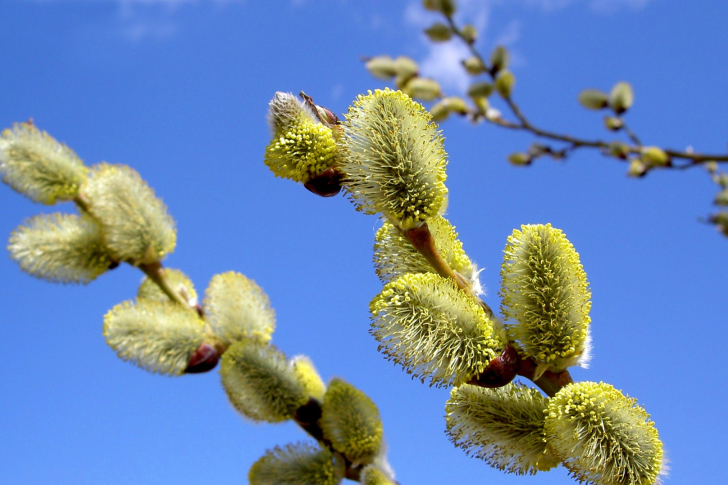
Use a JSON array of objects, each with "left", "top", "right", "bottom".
[{"left": 443, "top": 15, "right": 728, "bottom": 167}]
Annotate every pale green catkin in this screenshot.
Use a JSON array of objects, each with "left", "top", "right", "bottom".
[
  {"left": 103, "top": 299, "right": 205, "bottom": 376},
  {"left": 500, "top": 224, "right": 591, "bottom": 375},
  {"left": 342, "top": 88, "right": 448, "bottom": 230},
  {"left": 446, "top": 383, "right": 559, "bottom": 475},
  {"left": 8, "top": 213, "right": 112, "bottom": 284},
  {"left": 203, "top": 271, "right": 275, "bottom": 347},
  {"left": 248, "top": 442, "right": 340, "bottom": 485},
  {"left": 546, "top": 382, "right": 664, "bottom": 485},
  {"left": 0, "top": 122, "right": 87, "bottom": 204},
  {"left": 370, "top": 272, "right": 505, "bottom": 387},
  {"left": 83, "top": 163, "right": 176, "bottom": 264},
  {"left": 320, "top": 378, "right": 384, "bottom": 464},
  {"left": 220, "top": 340, "right": 309, "bottom": 423}
]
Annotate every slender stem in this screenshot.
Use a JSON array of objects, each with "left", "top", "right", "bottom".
[
  {"left": 404, "top": 224, "right": 495, "bottom": 319},
  {"left": 138, "top": 261, "right": 192, "bottom": 308},
  {"left": 621, "top": 121, "right": 642, "bottom": 146}
]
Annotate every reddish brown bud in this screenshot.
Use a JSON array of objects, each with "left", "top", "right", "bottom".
[
  {"left": 304, "top": 168, "right": 343, "bottom": 197},
  {"left": 468, "top": 344, "right": 519, "bottom": 388},
  {"left": 185, "top": 343, "right": 219, "bottom": 374}
]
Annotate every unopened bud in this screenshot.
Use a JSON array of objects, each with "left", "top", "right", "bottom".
[
  {"left": 641, "top": 146, "right": 669, "bottom": 167},
  {"left": 508, "top": 152, "right": 531, "bottom": 166},
  {"left": 608, "top": 141, "right": 630, "bottom": 159},
  {"left": 403, "top": 77, "right": 441, "bottom": 101},
  {"left": 442, "top": 96, "right": 468, "bottom": 114},
  {"left": 473, "top": 96, "right": 489, "bottom": 114},
  {"left": 185, "top": 342, "right": 220, "bottom": 374},
  {"left": 365, "top": 56, "right": 397, "bottom": 80},
  {"left": 429, "top": 101, "right": 450, "bottom": 122},
  {"left": 424, "top": 23, "right": 452, "bottom": 42},
  {"left": 467, "top": 81, "right": 493, "bottom": 98},
  {"left": 490, "top": 45, "right": 509, "bottom": 73},
  {"left": 393, "top": 56, "right": 419, "bottom": 77},
  {"left": 495, "top": 70, "right": 515, "bottom": 98},
  {"left": 395, "top": 73, "right": 415, "bottom": 90},
  {"left": 303, "top": 167, "right": 343, "bottom": 197},
  {"left": 461, "top": 24, "right": 477, "bottom": 44},
  {"left": 608, "top": 81, "right": 634, "bottom": 114},
  {"left": 627, "top": 159, "right": 647, "bottom": 177},
  {"left": 578, "top": 89, "right": 609, "bottom": 110},
  {"left": 705, "top": 161, "right": 718, "bottom": 174},
  {"left": 422, "top": 0, "right": 456, "bottom": 16},
  {"left": 603, "top": 116, "right": 623, "bottom": 131},
  {"left": 714, "top": 189, "right": 728, "bottom": 207},
  {"left": 467, "top": 344, "right": 519, "bottom": 388},
  {"left": 462, "top": 56, "right": 486, "bottom": 75}
]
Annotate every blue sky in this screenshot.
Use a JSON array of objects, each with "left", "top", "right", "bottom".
[{"left": 1, "top": 0, "right": 727, "bottom": 483}]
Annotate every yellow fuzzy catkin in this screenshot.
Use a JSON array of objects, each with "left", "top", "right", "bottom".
[
  {"left": 360, "top": 465, "right": 397, "bottom": 485},
  {"left": 103, "top": 299, "right": 205, "bottom": 376},
  {"left": 264, "top": 92, "right": 340, "bottom": 183},
  {"left": 446, "top": 383, "right": 559, "bottom": 475},
  {"left": 220, "top": 340, "right": 309, "bottom": 423},
  {"left": 249, "top": 442, "right": 341, "bottom": 485},
  {"left": 0, "top": 122, "right": 87, "bottom": 204},
  {"left": 373, "top": 216, "right": 474, "bottom": 285},
  {"left": 203, "top": 272, "right": 275, "bottom": 347},
  {"left": 8, "top": 213, "right": 112, "bottom": 284},
  {"left": 546, "top": 382, "right": 664, "bottom": 485},
  {"left": 138, "top": 268, "right": 198, "bottom": 306},
  {"left": 500, "top": 224, "right": 591, "bottom": 375},
  {"left": 83, "top": 163, "right": 176, "bottom": 264},
  {"left": 342, "top": 88, "right": 448, "bottom": 230},
  {"left": 370, "top": 272, "right": 504, "bottom": 387},
  {"left": 290, "top": 355, "right": 326, "bottom": 402},
  {"left": 320, "top": 378, "right": 383, "bottom": 464}
]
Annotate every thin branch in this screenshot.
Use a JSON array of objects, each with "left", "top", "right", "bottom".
[{"left": 443, "top": 14, "right": 728, "bottom": 167}]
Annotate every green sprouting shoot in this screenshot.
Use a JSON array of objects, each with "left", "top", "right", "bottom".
[
  {"left": 446, "top": 383, "right": 559, "bottom": 475},
  {"left": 203, "top": 271, "right": 275, "bottom": 347},
  {"left": 103, "top": 299, "right": 205, "bottom": 376},
  {"left": 220, "top": 340, "right": 310, "bottom": 423},
  {"left": 8, "top": 213, "right": 112, "bottom": 284},
  {"left": 342, "top": 88, "right": 448, "bottom": 230},
  {"left": 249, "top": 442, "right": 342, "bottom": 485},
  {"left": 264, "top": 92, "right": 340, "bottom": 183},
  {"left": 545, "top": 382, "right": 664, "bottom": 485},
  {"left": 500, "top": 224, "right": 591, "bottom": 376},
  {"left": 373, "top": 216, "right": 477, "bottom": 290},
  {"left": 138, "top": 268, "right": 198, "bottom": 306},
  {"left": 82, "top": 163, "right": 176, "bottom": 264},
  {"left": 370, "top": 272, "right": 505, "bottom": 387},
  {"left": 320, "top": 378, "right": 384, "bottom": 465},
  {"left": 0, "top": 122, "right": 87, "bottom": 204},
  {"left": 290, "top": 355, "right": 326, "bottom": 402}
]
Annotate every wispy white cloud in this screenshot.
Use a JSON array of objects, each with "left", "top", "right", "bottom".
[
  {"left": 29, "top": 0, "right": 245, "bottom": 41},
  {"left": 590, "top": 0, "right": 653, "bottom": 14}
]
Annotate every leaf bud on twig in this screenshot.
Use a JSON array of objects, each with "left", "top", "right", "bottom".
[
  {"left": 578, "top": 89, "right": 609, "bottom": 110},
  {"left": 495, "top": 70, "right": 516, "bottom": 98},
  {"left": 608, "top": 81, "right": 634, "bottom": 114},
  {"left": 424, "top": 22, "right": 453, "bottom": 42},
  {"left": 489, "top": 45, "right": 509, "bottom": 74}
]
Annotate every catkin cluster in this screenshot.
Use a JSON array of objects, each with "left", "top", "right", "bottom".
[
  {"left": 1, "top": 121, "right": 394, "bottom": 484},
  {"left": 263, "top": 87, "right": 664, "bottom": 485}
]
